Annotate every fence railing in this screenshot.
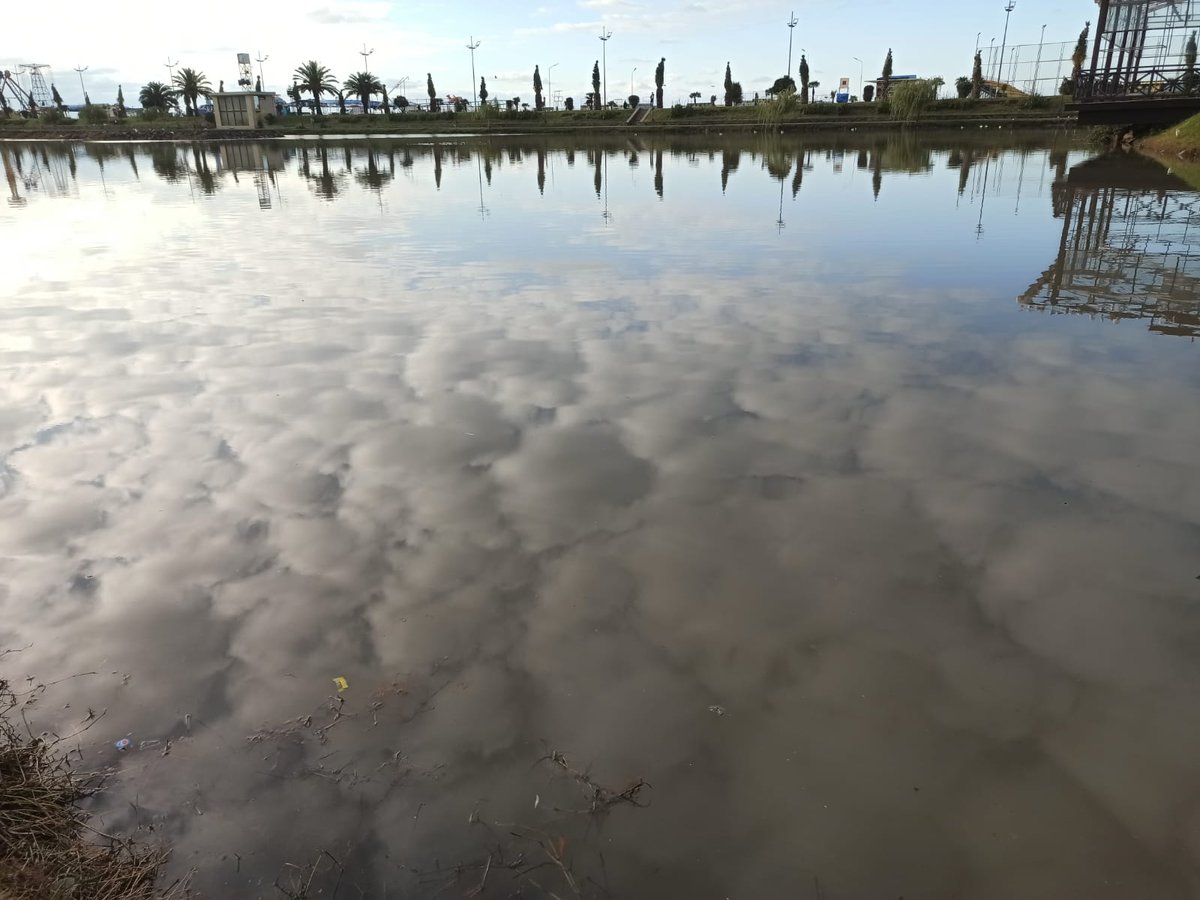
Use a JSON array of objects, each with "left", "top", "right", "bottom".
[{"left": 1075, "top": 65, "right": 1199, "bottom": 101}]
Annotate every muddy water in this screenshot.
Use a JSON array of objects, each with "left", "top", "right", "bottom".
[{"left": 2, "top": 134, "right": 1200, "bottom": 899}]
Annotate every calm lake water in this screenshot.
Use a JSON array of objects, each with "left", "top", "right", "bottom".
[{"left": 3, "top": 133, "right": 1200, "bottom": 899}]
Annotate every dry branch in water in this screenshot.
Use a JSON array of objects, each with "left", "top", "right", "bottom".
[{"left": 537, "top": 750, "right": 652, "bottom": 814}]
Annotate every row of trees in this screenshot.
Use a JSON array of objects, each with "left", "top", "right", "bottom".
[{"left": 127, "top": 27, "right": 1191, "bottom": 121}]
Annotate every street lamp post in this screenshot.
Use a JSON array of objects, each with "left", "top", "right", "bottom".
[
  {"left": 976, "top": 32, "right": 982, "bottom": 53},
  {"left": 989, "top": 37, "right": 996, "bottom": 82},
  {"left": 631, "top": 66, "right": 637, "bottom": 98},
  {"left": 255, "top": 52, "right": 269, "bottom": 88},
  {"left": 164, "top": 58, "right": 178, "bottom": 82},
  {"left": 996, "top": 1, "right": 1015, "bottom": 83},
  {"left": 73, "top": 65, "right": 88, "bottom": 103},
  {"left": 786, "top": 11, "right": 798, "bottom": 75},
  {"left": 549, "top": 62, "right": 559, "bottom": 109},
  {"left": 359, "top": 44, "right": 374, "bottom": 74},
  {"left": 599, "top": 29, "right": 612, "bottom": 108},
  {"left": 467, "top": 37, "right": 481, "bottom": 109},
  {"left": 852, "top": 56, "right": 863, "bottom": 97}
]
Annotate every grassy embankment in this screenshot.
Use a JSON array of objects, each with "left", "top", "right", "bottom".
[
  {"left": 0, "top": 95, "right": 1073, "bottom": 140},
  {"left": 0, "top": 679, "right": 180, "bottom": 900},
  {"left": 1139, "top": 112, "right": 1200, "bottom": 189}
]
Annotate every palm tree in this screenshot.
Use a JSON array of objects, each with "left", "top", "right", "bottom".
[
  {"left": 344, "top": 72, "right": 383, "bottom": 115},
  {"left": 172, "top": 68, "right": 213, "bottom": 116},
  {"left": 294, "top": 61, "right": 338, "bottom": 115},
  {"left": 139, "top": 82, "right": 178, "bottom": 112}
]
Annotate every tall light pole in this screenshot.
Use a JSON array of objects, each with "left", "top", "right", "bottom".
[
  {"left": 359, "top": 44, "right": 374, "bottom": 74},
  {"left": 255, "top": 52, "right": 269, "bottom": 87},
  {"left": 976, "top": 32, "right": 982, "bottom": 53},
  {"left": 549, "top": 62, "right": 559, "bottom": 109},
  {"left": 989, "top": 37, "right": 996, "bottom": 82},
  {"left": 786, "top": 11, "right": 798, "bottom": 75},
  {"left": 466, "top": 37, "right": 481, "bottom": 109},
  {"left": 599, "top": 29, "right": 612, "bottom": 107},
  {"left": 631, "top": 66, "right": 637, "bottom": 97},
  {"left": 73, "top": 65, "right": 88, "bottom": 102},
  {"left": 164, "top": 58, "right": 178, "bottom": 82},
  {"left": 1032, "top": 23, "right": 1047, "bottom": 94},
  {"left": 852, "top": 56, "right": 863, "bottom": 96},
  {"left": 996, "top": 1, "right": 1015, "bottom": 82}
]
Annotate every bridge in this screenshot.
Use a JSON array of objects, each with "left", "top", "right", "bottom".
[
  {"left": 1071, "top": 0, "right": 1200, "bottom": 125},
  {"left": 1020, "top": 154, "right": 1200, "bottom": 340}
]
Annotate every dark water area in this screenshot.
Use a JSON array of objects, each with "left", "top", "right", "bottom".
[{"left": 2, "top": 133, "right": 1200, "bottom": 899}]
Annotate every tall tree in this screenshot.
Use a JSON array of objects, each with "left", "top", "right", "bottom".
[
  {"left": 723, "top": 62, "right": 734, "bottom": 106},
  {"left": 533, "top": 65, "right": 544, "bottom": 110},
  {"left": 115, "top": 85, "right": 126, "bottom": 117},
  {"left": 592, "top": 62, "right": 601, "bottom": 108},
  {"left": 480, "top": 77, "right": 489, "bottom": 104},
  {"left": 293, "top": 61, "right": 338, "bottom": 115},
  {"left": 138, "top": 82, "right": 178, "bottom": 111},
  {"left": 344, "top": 71, "right": 383, "bottom": 115},
  {"left": 971, "top": 51, "right": 983, "bottom": 98},
  {"left": 799, "top": 54, "right": 810, "bottom": 105},
  {"left": 172, "top": 68, "right": 212, "bottom": 116},
  {"left": 427, "top": 73, "right": 437, "bottom": 110},
  {"left": 50, "top": 84, "right": 64, "bottom": 110},
  {"left": 381, "top": 87, "right": 390, "bottom": 114},
  {"left": 881, "top": 49, "right": 893, "bottom": 99},
  {"left": 655, "top": 57, "right": 665, "bottom": 108},
  {"left": 1184, "top": 31, "right": 1197, "bottom": 94},
  {"left": 1063, "top": 23, "right": 1090, "bottom": 94}
]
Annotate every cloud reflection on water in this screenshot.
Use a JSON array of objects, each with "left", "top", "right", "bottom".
[{"left": 1, "top": 136, "right": 1199, "bottom": 898}]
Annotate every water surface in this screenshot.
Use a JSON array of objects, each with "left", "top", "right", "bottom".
[{"left": 2, "top": 133, "right": 1200, "bottom": 899}]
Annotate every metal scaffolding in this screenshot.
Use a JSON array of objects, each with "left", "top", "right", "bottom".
[
  {"left": 1078, "top": 0, "right": 1199, "bottom": 99},
  {"left": 980, "top": 40, "right": 1077, "bottom": 96}
]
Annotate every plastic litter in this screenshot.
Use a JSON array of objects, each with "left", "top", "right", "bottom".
[
  {"left": 707, "top": 705, "right": 726, "bottom": 717},
  {"left": 114, "top": 738, "right": 131, "bottom": 751},
  {"left": 333, "top": 676, "right": 349, "bottom": 692}
]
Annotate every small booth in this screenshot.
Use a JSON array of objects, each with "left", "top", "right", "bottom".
[{"left": 212, "top": 91, "right": 277, "bottom": 129}]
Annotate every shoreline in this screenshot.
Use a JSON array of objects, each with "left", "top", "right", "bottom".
[{"left": 0, "top": 111, "right": 1078, "bottom": 143}]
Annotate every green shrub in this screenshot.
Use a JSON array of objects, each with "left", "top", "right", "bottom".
[
  {"left": 758, "top": 88, "right": 799, "bottom": 126},
  {"left": 78, "top": 104, "right": 109, "bottom": 125},
  {"left": 889, "top": 80, "right": 938, "bottom": 122},
  {"left": 40, "top": 109, "right": 66, "bottom": 124}
]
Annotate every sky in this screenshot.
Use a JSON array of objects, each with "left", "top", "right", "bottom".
[{"left": 5, "top": 0, "right": 1094, "bottom": 106}]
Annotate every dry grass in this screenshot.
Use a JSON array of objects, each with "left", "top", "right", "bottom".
[{"left": 0, "top": 678, "right": 184, "bottom": 900}]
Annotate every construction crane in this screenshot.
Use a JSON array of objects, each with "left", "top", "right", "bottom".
[{"left": 0, "top": 69, "right": 38, "bottom": 116}]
